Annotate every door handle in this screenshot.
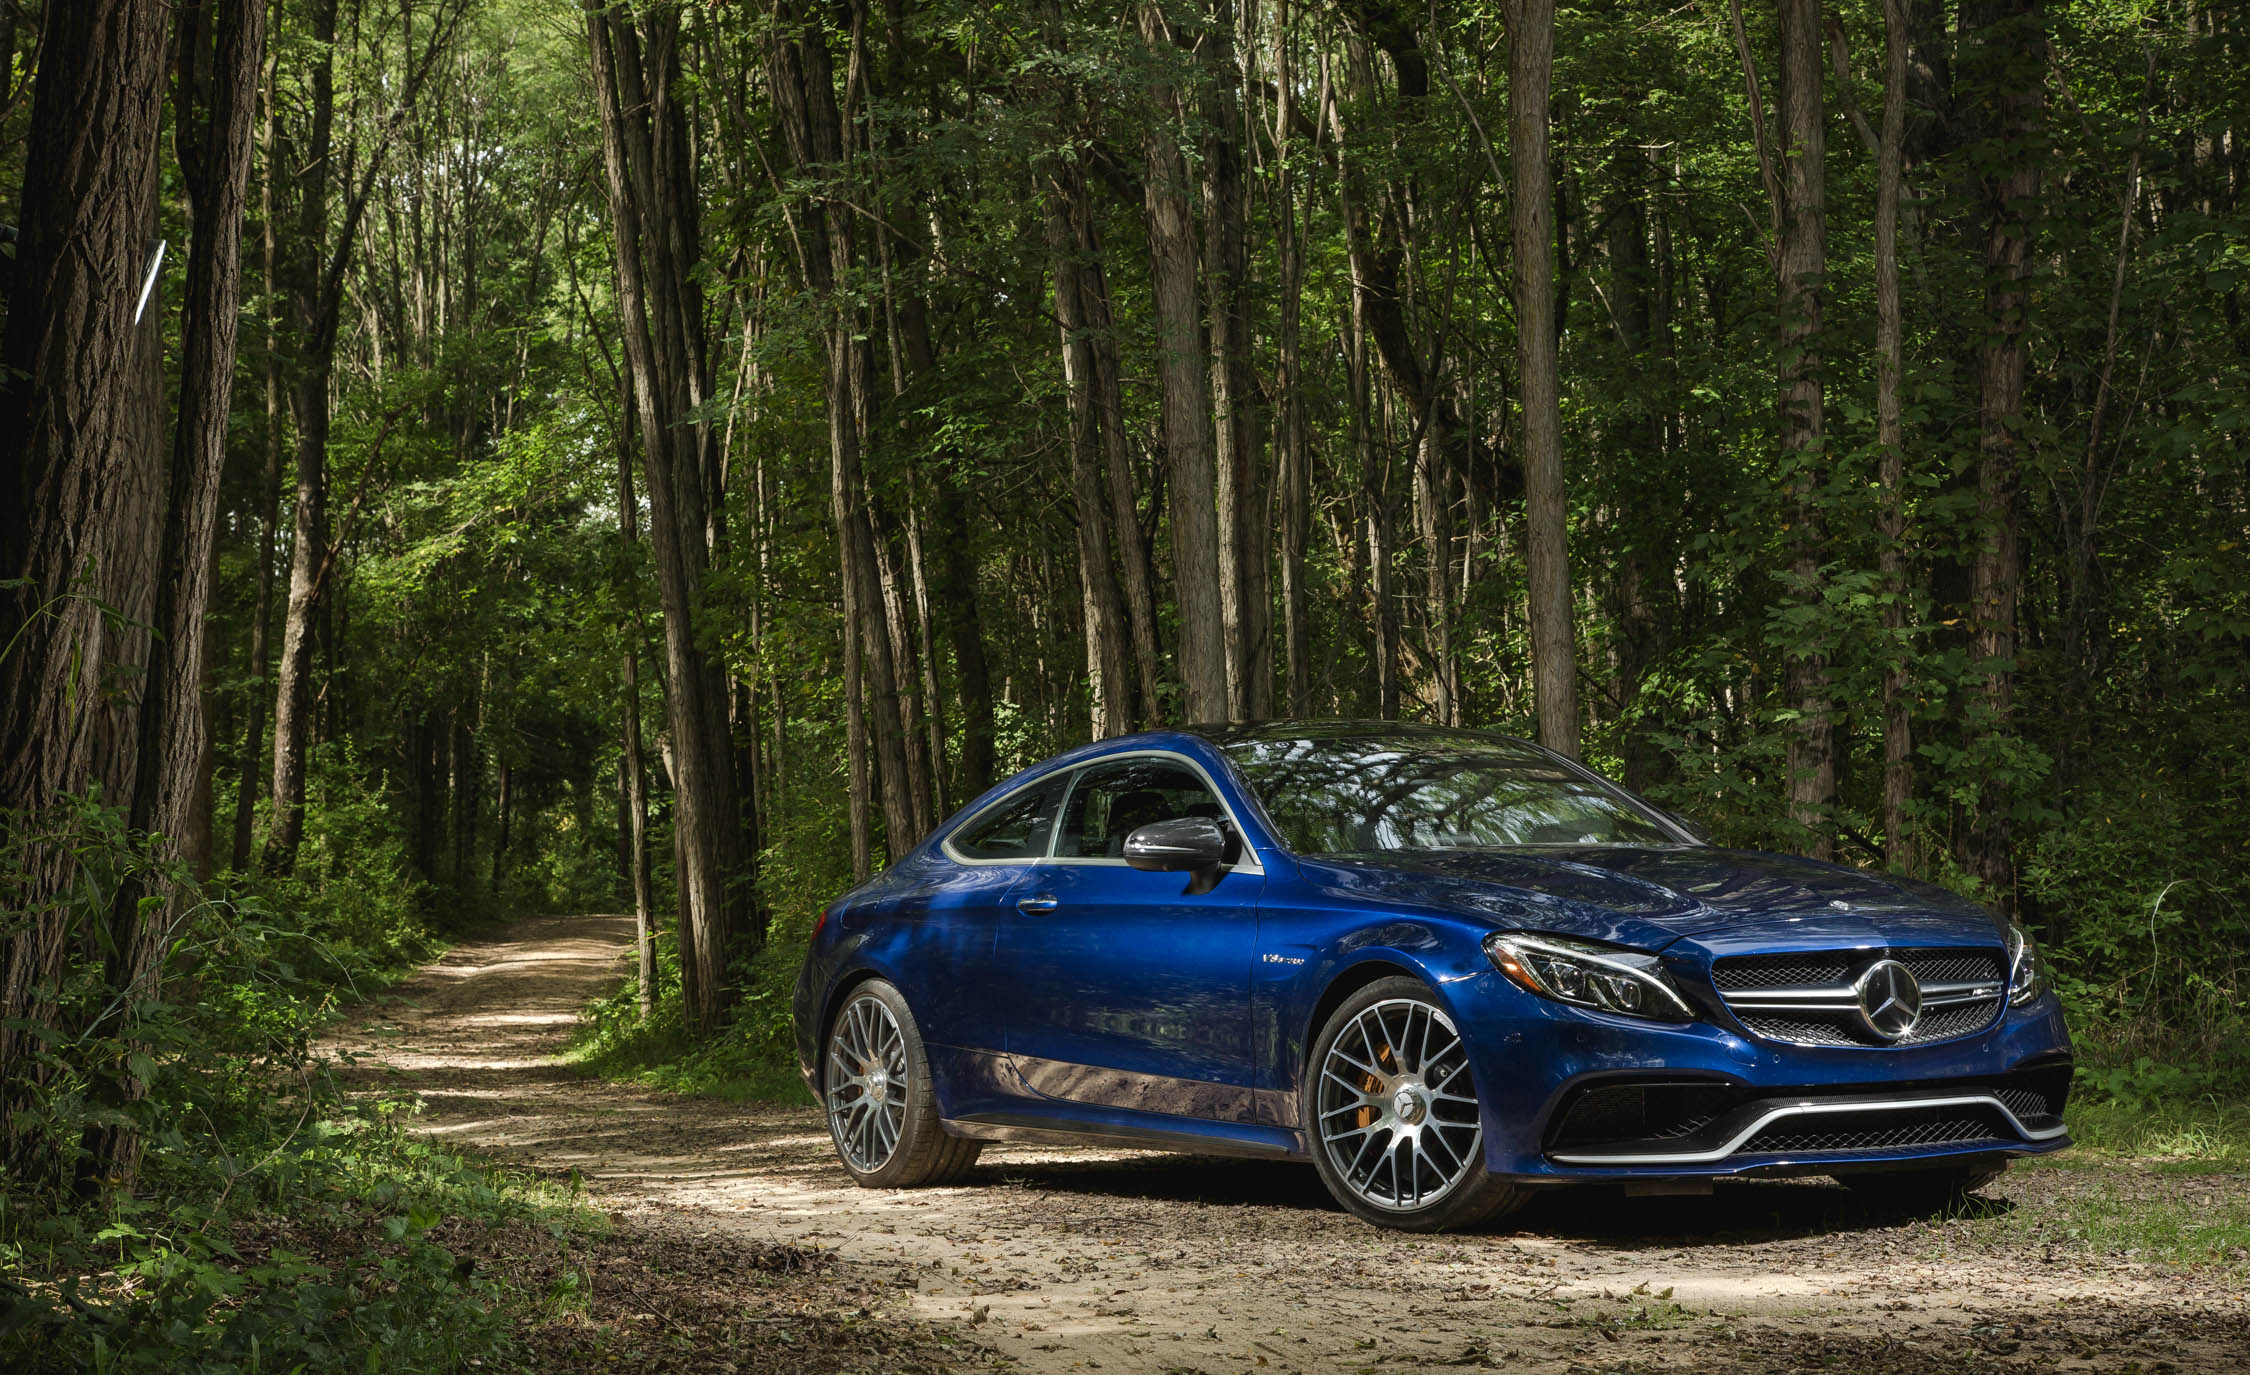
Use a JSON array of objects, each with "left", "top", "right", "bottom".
[{"left": 1015, "top": 894, "right": 1058, "bottom": 915}]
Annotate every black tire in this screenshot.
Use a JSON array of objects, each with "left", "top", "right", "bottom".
[
  {"left": 822, "top": 979, "right": 982, "bottom": 1188},
  {"left": 1303, "top": 976, "right": 1528, "bottom": 1231},
  {"left": 1836, "top": 1160, "right": 2009, "bottom": 1214}
]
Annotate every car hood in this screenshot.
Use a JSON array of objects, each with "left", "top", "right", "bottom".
[{"left": 1293, "top": 845, "right": 2004, "bottom": 952}]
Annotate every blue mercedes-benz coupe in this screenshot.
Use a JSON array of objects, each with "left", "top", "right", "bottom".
[{"left": 793, "top": 721, "right": 2072, "bottom": 1230}]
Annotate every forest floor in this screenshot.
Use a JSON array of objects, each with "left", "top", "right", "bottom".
[{"left": 328, "top": 913, "right": 2250, "bottom": 1374}]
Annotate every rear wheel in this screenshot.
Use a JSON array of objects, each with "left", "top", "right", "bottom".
[
  {"left": 1304, "top": 976, "right": 1527, "bottom": 1231},
  {"left": 823, "top": 980, "right": 981, "bottom": 1187},
  {"left": 1835, "top": 1160, "right": 2009, "bottom": 1213}
]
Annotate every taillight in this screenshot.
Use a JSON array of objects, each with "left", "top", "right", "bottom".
[{"left": 810, "top": 906, "right": 833, "bottom": 946}]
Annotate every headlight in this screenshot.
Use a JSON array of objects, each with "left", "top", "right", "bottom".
[
  {"left": 2006, "top": 923, "right": 2049, "bottom": 1006},
  {"left": 1484, "top": 932, "right": 1693, "bottom": 1021}
]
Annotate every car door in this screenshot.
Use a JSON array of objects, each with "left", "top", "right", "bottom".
[
  {"left": 997, "top": 753, "right": 1264, "bottom": 1121},
  {"left": 910, "top": 772, "right": 1068, "bottom": 1056}
]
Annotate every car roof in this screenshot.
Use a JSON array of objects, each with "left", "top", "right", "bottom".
[{"left": 1175, "top": 718, "right": 1548, "bottom": 756}]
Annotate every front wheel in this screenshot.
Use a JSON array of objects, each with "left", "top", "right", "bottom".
[
  {"left": 823, "top": 980, "right": 981, "bottom": 1187},
  {"left": 1304, "top": 976, "right": 1527, "bottom": 1231}
]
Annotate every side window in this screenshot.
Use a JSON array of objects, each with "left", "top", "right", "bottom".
[
  {"left": 950, "top": 777, "right": 1064, "bottom": 860},
  {"left": 1056, "top": 758, "right": 1226, "bottom": 859}
]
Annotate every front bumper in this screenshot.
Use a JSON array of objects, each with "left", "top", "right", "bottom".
[{"left": 1443, "top": 968, "right": 2075, "bottom": 1180}]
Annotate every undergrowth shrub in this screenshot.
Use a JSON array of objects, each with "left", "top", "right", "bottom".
[
  {"left": 568, "top": 799, "right": 845, "bottom": 1104},
  {"left": 206, "top": 743, "right": 436, "bottom": 970},
  {"left": 2019, "top": 746, "right": 2250, "bottom": 1092},
  {"left": 0, "top": 794, "right": 573, "bottom": 1372}
]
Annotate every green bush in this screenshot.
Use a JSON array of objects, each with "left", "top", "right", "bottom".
[
  {"left": 567, "top": 796, "right": 844, "bottom": 1104},
  {"left": 1, "top": 1105, "right": 564, "bottom": 1374},
  {"left": 0, "top": 795, "right": 580, "bottom": 1373},
  {"left": 2019, "top": 746, "right": 2250, "bottom": 1081}
]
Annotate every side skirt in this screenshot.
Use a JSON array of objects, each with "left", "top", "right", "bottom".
[{"left": 943, "top": 1112, "right": 1303, "bottom": 1161}]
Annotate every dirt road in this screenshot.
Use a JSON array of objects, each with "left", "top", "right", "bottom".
[{"left": 330, "top": 913, "right": 2249, "bottom": 1373}]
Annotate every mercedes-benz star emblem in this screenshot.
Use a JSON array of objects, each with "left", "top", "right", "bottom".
[{"left": 1853, "top": 959, "right": 1923, "bottom": 1040}]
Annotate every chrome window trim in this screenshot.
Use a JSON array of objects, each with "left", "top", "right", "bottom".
[
  {"left": 1547, "top": 1092, "right": 2068, "bottom": 1166},
  {"left": 1047, "top": 749, "right": 1265, "bottom": 875},
  {"left": 939, "top": 747, "right": 1264, "bottom": 875},
  {"left": 939, "top": 773, "right": 1070, "bottom": 867}
]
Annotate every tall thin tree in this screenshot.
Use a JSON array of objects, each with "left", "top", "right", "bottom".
[
  {"left": 1137, "top": 0, "right": 1227, "bottom": 723},
  {"left": 1873, "top": 0, "right": 1916, "bottom": 869},
  {"left": 1510, "top": 0, "right": 1581, "bottom": 760},
  {"left": 587, "top": 0, "right": 760, "bottom": 1031}
]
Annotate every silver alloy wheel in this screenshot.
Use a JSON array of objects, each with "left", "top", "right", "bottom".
[
  {"left": 827, "top": 993, "right": 910, "bottom": 1173},
  {"left": 1315, "top": 997, "right": 1484, "bottom": 1212}
]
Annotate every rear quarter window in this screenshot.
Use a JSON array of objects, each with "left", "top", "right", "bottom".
[{"left": 948, "top": 777, "right": 1064, "bottom": 860}]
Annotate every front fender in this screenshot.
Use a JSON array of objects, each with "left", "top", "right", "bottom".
[{"left": 1257, "top": 917, "right": 1499, "bottom": 1134}]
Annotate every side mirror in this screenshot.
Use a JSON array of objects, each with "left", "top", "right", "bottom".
[{"left": 1123, "top": 817, "right": 1229, "bottom": 878}]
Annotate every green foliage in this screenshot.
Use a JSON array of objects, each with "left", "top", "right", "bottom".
[
  {"left": 2018, "top": 734, "right": 2250, "bottom": 1074},
  {"left": 240, "top": 744, "right": 436, "bottom": 967},
  {"left": 0, "top": 1106, "right": 569, "bottom": 1374},
  {"left": 568, "top": 930, "right": 811, "bottom": 1106},
  {"left": 0, "top": 800, "right": 586, "bottom": 1373},
  {"left": 567, "top": 786, "right": 848, "bottom": 1105}
]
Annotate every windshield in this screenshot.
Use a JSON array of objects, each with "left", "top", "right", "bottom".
[{"left": 1221, "top": 732, "right": 1678, "bottom": 854}]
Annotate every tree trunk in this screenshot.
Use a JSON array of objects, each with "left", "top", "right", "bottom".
[
  {"left": 1347, "top": 292, "right": 1399, "bottom": 719},
  {"left": 1204, "top": 0, "right": 1268, "bottom": 722},
  {"left": 1274, "top": 4, "right": 1312, "bottom": 715},
  {"left": 261, "top": 0, "right": 339, "bottom": 873},
  {"left": 0, "top": 0, "right": 168, "bottom": 822},
  {"left": 451, "top": 706, "right": 478, "bottom": 894},
  {"left": 490, "top": 761, "right": 512, "bottom": 892},
  {"left": 935, "top": 475, "right": 994, "bottom": 801},
  {"left": 0, "top": 0, "right": 170, "bottom": 1173},
  {"left": 768, "top": 0, "right": 923, "bottom": 856},
  {"left": 1073, "top": 195, "right": 1166, "bottom": 725},
  {"left": 872, "top": 513, "right": 933, "bottom": 838},
  {"left": 588, "top": 0, "right": 757, "bottom": 1033},
  {"left": 1137, "top": 0, "right": 1227, "bottom": 724},
  {"left": 414, "top": 712, "right": 443, "bottom": 882},
  {"left": 617, "top": 439, "right": 656, "bottom": 1018},
  {"left": 1875, "top": 0, "right": 1916, "bottom": 870},
  {"left": 137, "top": 0, "right": 268, "bottom": 879},
  {"left": 231, "top": 55, "right": 285, "bottom": 872},
  {"left": 1412, "top": 419, "right": 1456, "bottom": 724},
  {"left": 902, "top": 494, "right": 947, "bottom": 820},
  {"left": 1779, "top": 0, "right": 1833, "bottom": 855},
  {"left": 1511, "top": 0, "right": 1581, "bottom": 759},
  {"left": 1960, "top": 0, "right": 2045, "bottom": 905},
  {"left": 1046, "top": 180, "right": 1135, "bottom": 738},
  {"left": 263, "top": 0, "right": 462, "bottom": 873}
]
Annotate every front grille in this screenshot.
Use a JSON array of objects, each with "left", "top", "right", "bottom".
[
  {"left": 1996, "top": 1087, "right": 2049, "bottom": 1120},
  {"left": 1744, "top": 1116, "right": 2007, "bottom": 1154},
  {"left": 1712, "top": 946, "right": 2007, "bottom": 1049},
  {"left": 1547, "top": 1080, "right": 1732, "bottom": 1151},
  {"left": 1713, "top": 956, "right": 1852, "bottom": 992},
  {"left": 1542, "top": 1062, "right": 2072, "bottom": 1164}
]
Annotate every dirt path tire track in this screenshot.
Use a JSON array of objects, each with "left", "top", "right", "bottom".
[{"left": 329, "top": 913, "right": 2250, "bottom": 1373}]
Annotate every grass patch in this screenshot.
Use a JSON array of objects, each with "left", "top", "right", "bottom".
[
  {"left": 2054, "top": 1094, "right": 2250, "bottom": 1170},
  {"left": 1946, "top": 1162, "right": 2250, "bottom": 1272},
  {"left": 1, "top": 1098, "right": 600, "bottom": 1374},
  {"left": 566, "top": 922, "right": 816, "bottom": 1106},
  {"left": 1939, "top": 1087, "right": 2250, "bottom": 1272},
  {"left": 2025, "top": 1172, "right": 2250, "bottom": 1267},
  {"left": 567, "top": 1018, "right": 813, "bottom": 1105},
  {"left": 566, "top": 963, "right": 813, "bottom": 1106}
]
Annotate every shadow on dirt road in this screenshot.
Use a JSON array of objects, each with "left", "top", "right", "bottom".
[{"left": 329, "top": 913, "right": 2250, "bottom": 1375}]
